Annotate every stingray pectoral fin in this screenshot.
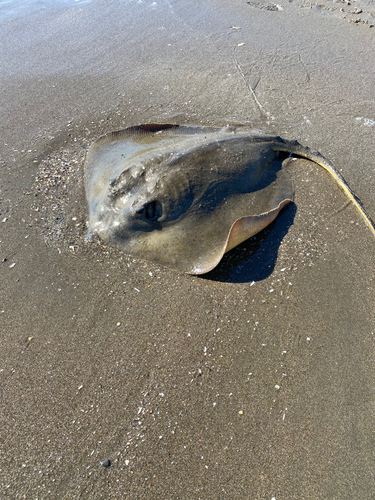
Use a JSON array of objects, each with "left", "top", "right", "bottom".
[{"left": 224, "top": 198, "right": 293, "bottom": 254}]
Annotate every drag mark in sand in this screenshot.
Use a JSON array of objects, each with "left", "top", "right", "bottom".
[{"left": 232, "top": 46, "right": 275, "bottom": 121}]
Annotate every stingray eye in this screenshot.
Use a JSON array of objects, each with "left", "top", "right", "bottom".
[{"left": 145, "top": 200, "right": 162, "bottom": 221}]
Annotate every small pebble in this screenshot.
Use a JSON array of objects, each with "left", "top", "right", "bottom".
[{"left": 100, "top": 459, "right": 111, "bottom": 468}]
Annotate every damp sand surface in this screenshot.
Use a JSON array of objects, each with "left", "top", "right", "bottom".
[{"left": 1, "top": 0, "right": 375, "bottom": 498}]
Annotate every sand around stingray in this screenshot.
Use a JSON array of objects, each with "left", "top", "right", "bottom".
[{"left": 84, "top": 124, "right": 375, "bottom": 274}]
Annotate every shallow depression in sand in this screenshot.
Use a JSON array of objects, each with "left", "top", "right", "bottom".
[{"left": 29, "top": 143, "right": 130, "bottom": 266}]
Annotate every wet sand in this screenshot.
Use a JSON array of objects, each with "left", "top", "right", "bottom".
[{"left": 1, "top": 0, "right": 375, "bottom": 498}]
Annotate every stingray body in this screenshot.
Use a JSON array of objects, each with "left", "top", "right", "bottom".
[{"left": 84, "top": 124, "right": 375, "bottom": 274}]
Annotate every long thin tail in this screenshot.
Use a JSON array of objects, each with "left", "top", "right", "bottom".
[{"left": 273, "top": 139, "right": 375, "bottom": 237}]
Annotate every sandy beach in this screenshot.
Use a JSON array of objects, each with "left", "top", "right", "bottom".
[{"left": 1, "top": 0, "right": 375, "bottom": 498}]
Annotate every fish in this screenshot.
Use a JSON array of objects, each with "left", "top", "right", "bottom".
[{"left": 84, "top": 124, "right": 375, "bottom": 274}]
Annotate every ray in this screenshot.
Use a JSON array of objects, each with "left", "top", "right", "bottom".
[{"left": 84, "top": 124, "right": 375, "bottom": 274}]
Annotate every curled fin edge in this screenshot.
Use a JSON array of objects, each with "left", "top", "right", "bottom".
[{"left": 190, "top": 198, "right": 292, "bottom": 275}]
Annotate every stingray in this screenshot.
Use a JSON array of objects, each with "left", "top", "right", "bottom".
[{"left": 84, "top": 124, "right": 375, "bottom": 274}]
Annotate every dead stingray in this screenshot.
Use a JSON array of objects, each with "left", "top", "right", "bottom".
[{"left": 84, "top": 124, "right": 375, "bottom": 274}]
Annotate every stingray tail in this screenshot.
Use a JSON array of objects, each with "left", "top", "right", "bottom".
[{"left": 272, "top": 139, "right": 375, "bottom": 237}]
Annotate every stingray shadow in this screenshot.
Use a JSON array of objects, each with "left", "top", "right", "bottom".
[{"left": 201, "top": 202, "right": 296, "bottom": 284}]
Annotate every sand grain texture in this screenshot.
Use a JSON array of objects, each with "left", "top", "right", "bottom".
[{"left": 1, "top": 0, "right": 374, "bottom": 498}]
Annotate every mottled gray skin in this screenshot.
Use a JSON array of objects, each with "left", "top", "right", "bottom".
[{"left": 84, "top": 125, "right": 295, "bottom": 273}]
